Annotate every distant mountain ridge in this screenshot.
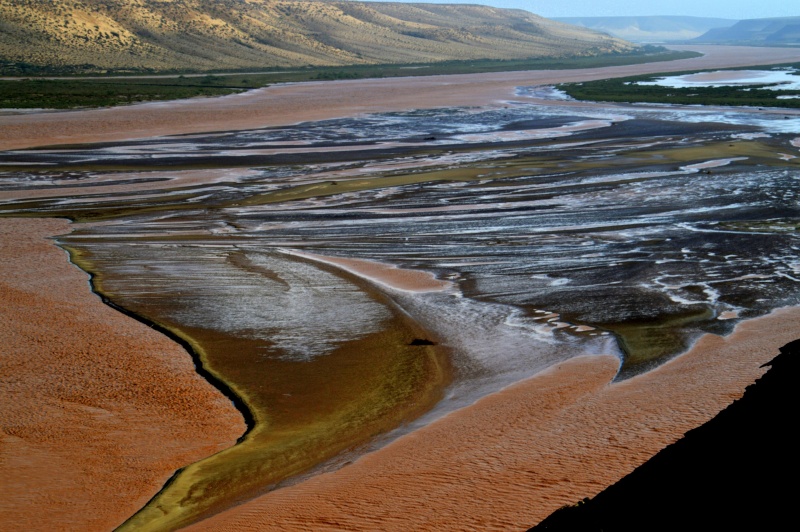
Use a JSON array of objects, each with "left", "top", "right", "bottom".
[
  {"left": 694, "top": 16, "right": 800, "bottom": 45},
  {"left": 553, "top": 16, "right": 737, "bottom": 43},
  {"left": 0, "top": 0, "right": 635, "bottom": 74}
]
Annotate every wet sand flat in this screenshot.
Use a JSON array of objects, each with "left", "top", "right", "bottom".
[
  {"left": 2, "top": 45, "right": 800, "bottom": 151},
  {"left": 0, "top": 218, "right": 245, "bottom": 531},
  {"left": 187, "top": 306, "right": 800, "bottom": 531}
]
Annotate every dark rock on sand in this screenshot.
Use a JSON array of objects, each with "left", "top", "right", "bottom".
[{"left": 409, "top": 338, "right": 436, "bottom": 346}]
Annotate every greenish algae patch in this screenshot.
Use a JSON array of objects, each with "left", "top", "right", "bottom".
[
  {"left": 718, "top": 219, "right": 800, "bottom": 233},
  {"left": 121, "top": 326, "right": 448, "bottom": 531},
  {"left": 601, "top": 305, "right": 716, "bottom": 377},
  {"left": 67, "top": 245, "right": 450, "bottom": 532},
  {"left": 234, "top": 166, "right": 491, "bottom": 206},
  {"left": 636, "top": 140, "right": 800, "bottom": 167}
]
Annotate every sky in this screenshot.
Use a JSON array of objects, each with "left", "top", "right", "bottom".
[{"left": 364, "top": 1, "right": 798, "bottom": 20}]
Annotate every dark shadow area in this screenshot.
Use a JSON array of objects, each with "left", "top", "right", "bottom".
[{"left": 530, "top": 337, "right": 800, "bottom": 531}]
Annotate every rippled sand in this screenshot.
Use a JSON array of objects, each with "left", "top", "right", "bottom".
[
  {"left": 0, "top": 218, "right": 245, "bottom": 531},
  {"left": 187, "top": 307, "right": 800, "bottom": 531}
]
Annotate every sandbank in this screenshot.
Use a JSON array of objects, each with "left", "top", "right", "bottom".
[
  {"left": 187, "top": 306, "right": 800, "bottom": 531},
  {"left": 0, "top": 218, "right": 245, "bottom": 531},
  {"left": 2, "top": 45, "right": 800, "bottom": 152},
  {"left": 282, "top": 249, "right": 454, "bottom": 293}
]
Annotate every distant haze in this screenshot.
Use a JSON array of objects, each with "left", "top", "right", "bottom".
[
  {"left": 552, "top": 16, "right": 738, "bottom": 43},
  {"left": 360, "top": 1, "right": 796, "bottom": 20}
]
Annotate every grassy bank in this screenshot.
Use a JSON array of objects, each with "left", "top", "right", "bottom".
[
  {"left": 0, "top": 48, "right": 698, "bottom": 110},
  {"left": 557, "top": 62, "right": 800, "bottom": 108}
]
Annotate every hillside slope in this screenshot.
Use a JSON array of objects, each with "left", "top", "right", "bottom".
[
  {"left": 694, "top": 16, "right": 800, "bottom": 45},
  {"left": 0, "top": 0, "right": 636, "bottom": 73}
]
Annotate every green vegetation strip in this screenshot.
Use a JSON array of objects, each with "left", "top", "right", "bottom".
[
  {"left": 0, "top": 48, "right": 697, "bottom": 109},
  {"left": 558, "top": 62, "right": 800, "bottom": 108}
]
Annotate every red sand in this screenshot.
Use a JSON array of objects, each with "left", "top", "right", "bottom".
[
  {"left": 3, "top": 44, "right": 800, "bottom": 531},
  {"left": 187, "top": 307, "right": 800, "bottom": 531},
  {"left": 0, "top": 218, "right": 245, "bottom": 531},
  {"left": 284, "top": 249, "right": 454, "bottom": 292}
]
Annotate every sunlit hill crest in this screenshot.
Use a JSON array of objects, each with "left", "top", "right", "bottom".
[{"left": 1, "top": 0, "right": 637, "bottom": 73}]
